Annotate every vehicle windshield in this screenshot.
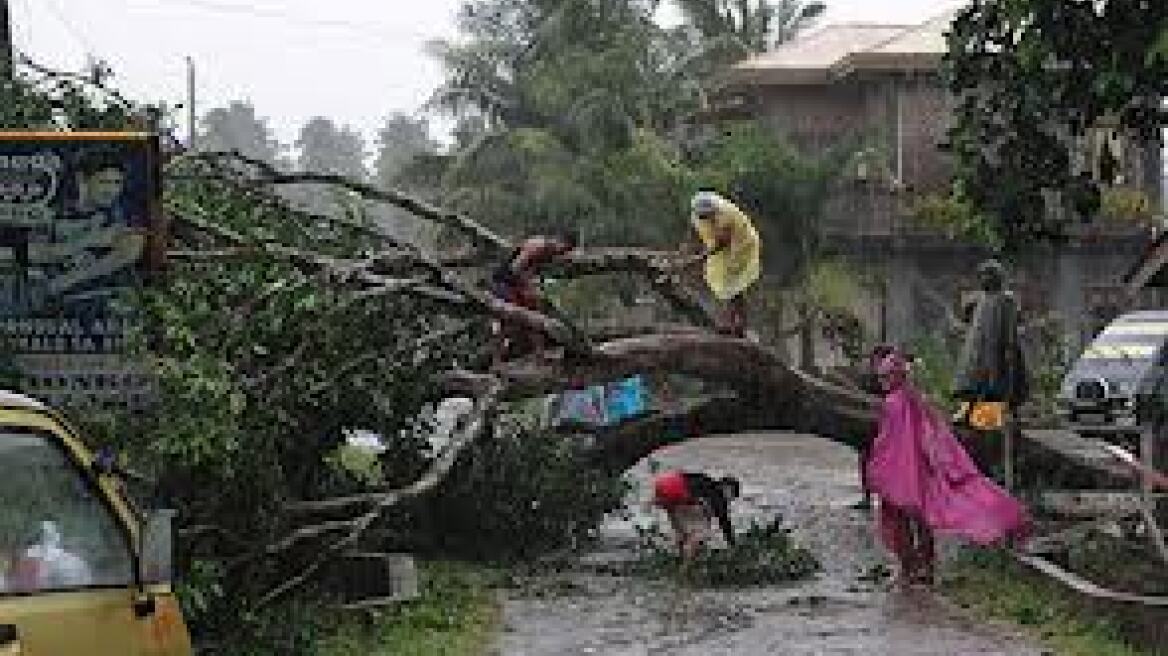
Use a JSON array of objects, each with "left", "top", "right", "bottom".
[
  {"left": 0, "top": 430, "right": 133, "bottom": 595},
  {"left": 1079, "top": 322, "right": 1168, "bottom": 364}
]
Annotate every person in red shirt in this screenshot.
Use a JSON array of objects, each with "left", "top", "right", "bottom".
[
  {"left": 489, "top": 231, "right": 578, "bottom": 363},
  {"left": 651, "top": 469, "right": 740, "bottom": 560}
]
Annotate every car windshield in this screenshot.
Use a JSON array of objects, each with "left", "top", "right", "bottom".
[
  {"left": 1080, "top": 324, "right": 1168, "bottom": 363},
  {"left": 0, "top": 431, "right": 133, "bottom": 594}
]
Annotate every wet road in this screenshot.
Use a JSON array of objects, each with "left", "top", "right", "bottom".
[{"left": 493, "top": 433, "right": 1049, "bottom": 656}]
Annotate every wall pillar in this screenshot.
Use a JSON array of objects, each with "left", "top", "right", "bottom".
[
  {"left": 886, "top": 249, "right": 916, "bottom": 345},
  {"left": 1054, "top": 244, "right": 1087, "bottom": 352}
]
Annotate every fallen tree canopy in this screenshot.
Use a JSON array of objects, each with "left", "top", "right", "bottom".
[
  {"left": 161, "top": 149, "right": 1132, "bottom": 609},
  {"left": 157, "top": 148, "right": 894, "bottom": 604}
]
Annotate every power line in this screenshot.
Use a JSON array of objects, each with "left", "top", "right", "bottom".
[{"left": 44, "top": 0, "right": 97, "bottom": 57}]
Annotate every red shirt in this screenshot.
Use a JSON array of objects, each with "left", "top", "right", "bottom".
[{"left": 653, "top": 470, "right": 692, "bottom": 507}]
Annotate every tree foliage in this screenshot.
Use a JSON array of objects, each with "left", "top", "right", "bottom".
[
  {"left": 198, "top": 100, "right": 285, "bottom": 166},
  {"left": 426, "top": 0, "right": 703, "bottom": 243},
  {"left": 693, "top": 121, "right": 837, "bottom": 283},
  {"left": 295, "top": 116, "right": 368, "bottom": 180},
  {"left": 944, "top": 0, "right": 1168, "bottom": 245},
  {"left": 374, "top": 113, "right": 439, "bottom": 186},
  {"left": 674, "top": 0, "right": 826, "bottom": 55},
  {"left": 427, "top": 0, "right": 832, "bottom": 248}
]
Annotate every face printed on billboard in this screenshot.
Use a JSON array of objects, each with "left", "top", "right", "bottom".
[
  {"left": 0, "top": 137, "right": 158, "bottom": 325},
  {"left": 0, "top": 133, "right": 162, "bottom": 410}
]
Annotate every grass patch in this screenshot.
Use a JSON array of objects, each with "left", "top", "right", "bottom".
[
  {"left": 316, "top": 561, "right": 501, "bottom": 656},
  {"left": 630, "top": 517, "right": 820, "bottom": 587},
  {"left": 943, "top": 549, "right": 1159, "bottom": 656}
]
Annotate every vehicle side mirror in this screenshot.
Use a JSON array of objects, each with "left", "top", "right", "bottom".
[{"left": 139, "top": 509, "right": 176, "bottom": 585}]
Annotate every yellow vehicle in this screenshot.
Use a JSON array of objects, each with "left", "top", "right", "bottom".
[{"left": 0, "top": 391, "right": 192, "bottom": 655}]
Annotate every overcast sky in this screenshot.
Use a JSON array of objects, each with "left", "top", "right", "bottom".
[{"left": 11, "top": 0, "right": 963, "bottom": 149}]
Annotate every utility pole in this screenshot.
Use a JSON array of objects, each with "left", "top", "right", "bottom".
[
  {"left": 186, "top": 56, "right": 196, "bottom": 150},
  {"left": 1, "top": 0, "right": 13, "bottom": 81}
]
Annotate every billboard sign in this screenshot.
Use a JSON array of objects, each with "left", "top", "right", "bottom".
[{"left": 0, "top": 132, "right": 164, "bottom": 409}]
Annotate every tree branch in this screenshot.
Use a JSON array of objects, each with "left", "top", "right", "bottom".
[
  {"left": 179, "top": 150, "right": 509, "bottom": 253},
  {"left": 16, "top": 54, "right": 138, "bottom": 113},
  {"left": 174, "top": 152, "right": 718, "bottom": 329},
  {"left": 256, "top": 378, "right": 503, "bottom": 607},
  {"left": 470, "top": 332, "right": 799, "bottom": 400}
]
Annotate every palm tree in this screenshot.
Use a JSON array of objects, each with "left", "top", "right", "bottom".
[
  {"left": 428, "top": 0, "right": 701, "bottom": 142},
  {"left": 769, "top": 0, "right": 827, "bottom": 46},
  {"left": 673, "top": 0, "right": 826, "bottom": 55}
]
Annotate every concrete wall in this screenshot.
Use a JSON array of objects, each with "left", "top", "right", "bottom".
[
  {"left": 751, "top": 74, "right": 950, "bottom": 190},
  {"left": 814, "top": 237, "right": 1154, "bottom": 364}
]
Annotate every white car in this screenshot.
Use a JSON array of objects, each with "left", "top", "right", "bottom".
[{"left": 1057, "top": 310, "right": 1168, "bottom": 442}]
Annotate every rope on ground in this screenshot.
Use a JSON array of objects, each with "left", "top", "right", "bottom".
[{"left": 1013, "top": 553, "right": 1168, "bottom": 607}]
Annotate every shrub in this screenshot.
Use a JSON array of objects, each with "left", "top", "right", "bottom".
[
  {"left": 630, "top": 516, "right": 820, "bottom": 587},
  {"left": 415, "top": 417, "right": 630, "bottom": 560}
]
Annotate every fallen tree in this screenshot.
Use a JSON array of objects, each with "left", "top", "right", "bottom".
[
  {"left": 157, "top": 149, "right": 891, "bottom": 604},
  {"left": 160, "top": 149, "right": 1131, "bottom": 609}
]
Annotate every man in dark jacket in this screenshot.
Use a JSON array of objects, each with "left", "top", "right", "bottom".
[{"left": 953, "top": 259, "right": 1029, "bottom": 408}]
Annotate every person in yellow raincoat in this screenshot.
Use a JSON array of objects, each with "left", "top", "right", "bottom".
[{"left": 687, "top": 190, "right": 761, "bottom": 337}]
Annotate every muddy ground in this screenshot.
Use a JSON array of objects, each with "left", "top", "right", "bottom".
[{"left": 491, "top": 433, "right": 1051, "bottom": 656}]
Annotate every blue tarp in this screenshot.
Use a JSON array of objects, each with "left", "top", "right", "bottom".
[
  {"left": 553, "top": 375, "right": 648, "bottom": 428},
  {"left": 555, "top": 385, "right": 607, "bottom": 426},
  {"left": 605, "top": 375, "right": 648, "bottom": 423}
]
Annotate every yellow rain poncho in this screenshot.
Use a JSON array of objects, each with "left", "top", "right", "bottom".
[{"left": 691, "top": 192, "right": 761, "bottom": 301}]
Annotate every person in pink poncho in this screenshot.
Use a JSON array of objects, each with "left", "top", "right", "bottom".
[{"left": 866, "top": 348, "right": 1031, "bottom": 586}]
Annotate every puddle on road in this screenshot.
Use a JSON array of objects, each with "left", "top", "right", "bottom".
[{"left": 493, "top": 433, "right": 1045, "bottom": 656}]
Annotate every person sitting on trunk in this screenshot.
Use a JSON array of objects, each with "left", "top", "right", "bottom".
[
  {"left": 489, "top": 230, "right": 578, "bottom": 363},
  {"left": 651, "top": 469, "right": 740, "bottom": 560},
  {"left": 687, "top": 190, "right": 761, "bottom": 338}
]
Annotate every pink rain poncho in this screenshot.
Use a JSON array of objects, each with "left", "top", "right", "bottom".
[{"left": 865, "top": 352, "right": 1030, "bottom": 557}]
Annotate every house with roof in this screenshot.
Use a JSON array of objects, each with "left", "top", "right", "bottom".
[{"left": 711, "top": 9, "right": 1165, "bottom": 358}]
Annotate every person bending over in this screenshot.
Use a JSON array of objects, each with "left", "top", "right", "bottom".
[{"left": 651, "top": 469, "right": 741, "bottom": 560}]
